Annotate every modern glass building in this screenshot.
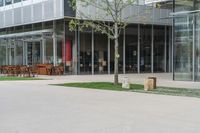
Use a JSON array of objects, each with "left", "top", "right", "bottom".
[
  {"left": 0, "top": 0, "right": 173, "bottom": 75},
  {"left": 173, "top": 0, "right": 200, "bottom": 81}
]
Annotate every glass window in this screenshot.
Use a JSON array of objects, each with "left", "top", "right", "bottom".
[
  {"left": 140, "top": 24, "right": 152, "bottom": 73},
  {"left": 94, "top": 32, "right": 108, "bottom": 74},
  {"left": 56, "top": 37, "right": 63, "bottom": 65},
  {"left": 175, "top": 0, "right": 194, "bottom": 12},
  {"left": 33, "top": 23, "right": 42, "bottom": 31},
  {"left": 24, "top": 24, "right": 32, "bottom": 32},
  {"left": 14, "top": 26, "right": 23, "bottom": 33},
  {"left": 194, "top": 0, "right": 200, "bottom": 9},
  {"left": 0, "top": 0, "right": 4, "bottom": 7},
  {"left": 195, "top": 13, "right": 200, "bottom": 81},
  {"left": 174, "top": 15, "right": 193, "bottom": 81},
  {"left": 45, "top": 38, "right": 53, "bottom": 64},
  {"left": 16, "top": 41, "right": 23, "bottom": 65},
  {"left": 0, "top": 39, "right": 7, "bottom": 66},
  {"left": 44, "top": 21, "right": 53, "bottom": 29},
  {"left": 14, "top": 0, "right": 21, "bottom": 3},
  {"left": 125, "top": 25, "right": 138, "bottom": 73},
  {"left": 154, "top": 25, "right": 165, "bottom": 72},
  {"left": 0, "top": 28, "right": 7, "bottom": 35},
  {"left": 5, "top": 0, "right": 12, "bottom": 5},
  {"left": 80, "top": 29, "right": 92, "bottom": 74}
]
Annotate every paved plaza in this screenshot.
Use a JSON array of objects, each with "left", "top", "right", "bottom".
[{"left": 0, "top": 73, "right": 200, "bottom": 133}]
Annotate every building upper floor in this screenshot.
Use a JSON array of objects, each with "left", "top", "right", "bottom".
[{"left": 0, "top": 0, "right": 172, "bottom": 29}]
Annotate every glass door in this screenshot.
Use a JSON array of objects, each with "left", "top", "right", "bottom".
[{"left": 27, "top": 42, "right": 41, "bottom": 65}]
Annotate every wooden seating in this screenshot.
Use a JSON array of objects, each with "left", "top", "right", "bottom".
[
  {"left": 19, "top": 66, "right": 30, "bottom": 77},
  {"left": 36, "top": 64, "right": 53, "bottom": 75},
  {"left": 28, "top": 66, "right": 38, "bottom": 77},
  {"left": 46, "top": 64, "right": 53, "bottom": 75},
  {"left": 0, "top": 66, "right": 2, "bottom": 74},
  {"left": 53, "top": 66, "right": 64, "bottom": 75},
  {"left": 5, "top": 66, "right": 13, "bottom": 76},
  {"left": 0, "top": 64, "right": 64, "bottom": 76}
]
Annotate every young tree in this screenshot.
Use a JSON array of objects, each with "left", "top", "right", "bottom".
[{"left": 69, "top": 0, "right": 150, "bottom": 85}]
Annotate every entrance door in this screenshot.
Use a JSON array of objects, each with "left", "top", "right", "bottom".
[{"left": 27, "top": 42, "right": 41, "bottom": 65}]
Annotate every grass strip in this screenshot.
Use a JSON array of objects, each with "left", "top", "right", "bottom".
[
  {"left": 0, "top": 76, "right": 44, "bottom": 81},
  {"left": 57, "top": 82, "right": 200, "bottom": 98}
]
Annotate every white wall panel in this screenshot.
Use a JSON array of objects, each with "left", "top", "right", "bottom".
[
  {"left": 33, "top": 3, "right": 42, "bottom": 21},
  {"left": 14, "top": 8, "right": 22, "bottom": 24},
  {"left": 0, "top": 0, "right": 64, "bottom": 28},
  {"left": 0, "top": 12, "right": 4, "bottom": 27},
  {"left": 76, "top": 4, "right": 172, "bottom": 25}
]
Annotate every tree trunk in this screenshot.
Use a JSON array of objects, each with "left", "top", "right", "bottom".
[{"left": 114, "top": 22, "right": 119, "bottom": 85}]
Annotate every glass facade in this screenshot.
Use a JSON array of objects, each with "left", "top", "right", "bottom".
[
  {"left": 174, "top": 0, "right": 200, "bottom": 81},
  {"left": 0, "top": 19, "right": 171, "bottom": 75},
  {"left": 75, "top": 23, "right": 170, "bottom": 74}
]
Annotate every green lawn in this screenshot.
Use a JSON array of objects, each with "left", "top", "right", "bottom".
[
  {"left": 0, "top": 76, "right": 43, "bottom": 81},
  {"left": 58, "top": 82, "right": 200, "bottom": 98}
]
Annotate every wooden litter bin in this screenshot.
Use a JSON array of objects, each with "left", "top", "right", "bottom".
[
  {"left": 144, "top": 77, "right": 157, "bottom": 91},
  {"left": 148, "top": 77, "right": 157, "bottom": 89}
]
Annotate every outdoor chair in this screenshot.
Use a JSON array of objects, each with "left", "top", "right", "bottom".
[
  {"left": 53, "top": 66, "right": 64, "bottom": 75},
  {"left": 46, "top": 64, "right": 53, "bottom": 75},
  {"left": 5, "top": 66, "right": 13, "bottom": 76},
  {"left": 29, "top": 66, "right": 38, "bottom": 77},
  {"left": 19, "top": 66, "right": 29, "bottom": 77},
  {"left": 0, "top": 66, "right": 2, "bottom": 74}
]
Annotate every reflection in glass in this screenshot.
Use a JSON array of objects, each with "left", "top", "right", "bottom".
[
  {"left": 0, "top": 40, "right": 7, "bottom": 66},
  {"left": 94, "top": 32, "right": 108, "bottom": 74},
  {"left": 174, "top": 15, "right": 193, "bottom": 81},
  {"left": 16, "top": 41, "right": 23, "bottom": 65},
  {"left": 175, "top": 0, "right": 194, "bottom": 12},
  {"left": 57, "top": 38, "right": 63, "bottom": 65},
  {"left": 27, "top": 42, "right": 41, "bottom": 65},
  {"left": 140, "top": 25, "right": 151, "bottom": 73},
  {"left": 80, "top": 29, "right": 92, "bottom": 74},
  {"left": 154, "top": 26, "right": 165, "bottom": 72},
  {"left": 0, "top": 0, "right": 3, "bottom": 7},
  {"left": 125, "top": 25, "right": 138, "bottom": 73},
  {"left": 5, "top": 0, "right": 12, "bottom": 5},
  {"left": 195, "top": 13, "right": 200, "bottom": 81},
  {"left": 45, "top": 39, "right": 53, "bottom": 64}
]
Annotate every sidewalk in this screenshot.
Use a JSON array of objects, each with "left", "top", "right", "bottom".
[{"left": 36, "top": 73, "right": 200, "bottom": 89}]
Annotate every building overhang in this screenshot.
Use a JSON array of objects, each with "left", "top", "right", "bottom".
[{"left": 0, "top": 29, "right": 53, "bottom": 39}]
